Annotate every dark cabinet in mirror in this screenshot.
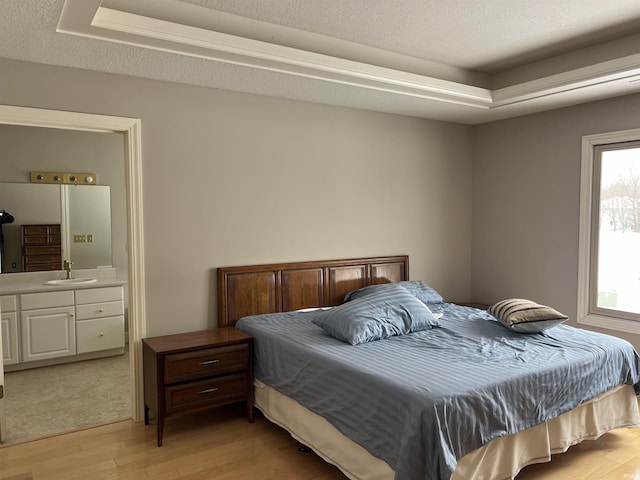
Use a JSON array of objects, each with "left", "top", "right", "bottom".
[
  {"left": 21, "top": 224, "right": 62, "bottom": 272},
  {"left": 0, "top": 183, "right": 112, "bottom": 273}
]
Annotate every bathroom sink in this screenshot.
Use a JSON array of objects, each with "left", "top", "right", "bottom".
[{"left": 44, "top": 278, "right": 98, "bottom": 285}]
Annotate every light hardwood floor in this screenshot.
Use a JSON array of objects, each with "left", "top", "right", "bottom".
[{"left": 1, "top": 404, "right": 639, "bottom": 479}]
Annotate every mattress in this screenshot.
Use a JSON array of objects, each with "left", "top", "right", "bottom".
[
  {"left": 236, "top": 303, "right": 640, "bottom": 479},
  {"left": 254, "top": 380, "right": 640, "bottom": 480}
]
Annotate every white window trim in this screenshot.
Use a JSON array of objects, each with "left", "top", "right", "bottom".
[{"left": 578, "top": 128, "right": 640, "bottom": 335}]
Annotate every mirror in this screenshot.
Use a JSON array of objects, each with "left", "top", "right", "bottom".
[
  {"left": 0, "top": 123, "right": 127, "bottom": 280},
  {"left": 65, "top": 185, "right": 112, "bottom": 269},
  {"left": 0, "top": 183, "right": 112, "bottom": 273}
]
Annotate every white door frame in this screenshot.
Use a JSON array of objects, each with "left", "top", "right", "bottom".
[{"left": 0, "top": 105, "right": 147, "bottom": 423}]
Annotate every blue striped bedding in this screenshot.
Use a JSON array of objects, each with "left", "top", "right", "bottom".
[{"left": 236, "top": 303, "right": 640, "bottom": 480}]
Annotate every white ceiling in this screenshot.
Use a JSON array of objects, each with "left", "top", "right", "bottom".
[{"left": 2, "top": 0, "right": 640, "bottom": 124}]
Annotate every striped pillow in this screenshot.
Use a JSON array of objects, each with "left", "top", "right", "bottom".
[{"left": 488, "top": 298, "right": 568, "bottom": 333}]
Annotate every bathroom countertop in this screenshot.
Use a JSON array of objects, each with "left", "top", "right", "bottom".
[
  {"left": 0, "top": 278, "right": 127, "bottom": 296},
  {"left": 0, "top": 268, "right": 127, "bottom": 296}
]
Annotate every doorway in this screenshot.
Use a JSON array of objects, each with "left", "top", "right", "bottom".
[{"left": 0, "top": 105, "right": 146, "bottom": 442}]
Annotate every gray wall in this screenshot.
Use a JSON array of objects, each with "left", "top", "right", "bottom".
[
  {"left": 2, "top": 57, "right": 638, "bottom": 349},
  {"left": 472, "top": 92, "right": 640, "bottom": 350},
  {"left": 0, "top": 58, "right": 474, "bottom": 336}
]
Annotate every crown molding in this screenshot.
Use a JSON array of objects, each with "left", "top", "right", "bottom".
[{"left": 56, "top": 0, "right": 640, "bottom": 122}]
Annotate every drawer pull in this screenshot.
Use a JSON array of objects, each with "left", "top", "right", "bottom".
[
  {"left": 199, "top": 359, "right": 220, "bottom": 366},
  {"left": 199, "top": 388, "right": 219, "bottom": 395}
]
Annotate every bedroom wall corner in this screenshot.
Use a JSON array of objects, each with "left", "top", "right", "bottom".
[{"left": 470, "top": 92, "right": 640, "bottom": 351}]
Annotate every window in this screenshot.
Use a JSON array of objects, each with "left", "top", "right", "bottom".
[{"left": 578, "top": 129, "right": 640, "bottom": 334}]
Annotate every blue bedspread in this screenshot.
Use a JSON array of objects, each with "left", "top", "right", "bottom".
[{"left": 236, "top": 303, "right": 640, "bottom": 480}]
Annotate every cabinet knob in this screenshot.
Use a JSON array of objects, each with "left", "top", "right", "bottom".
[
  {"left": 99, "top": 333, "right": 104, "bottom": 336},
  {"left": 99, "top": 308, "right": 104, "bottom": 312}
]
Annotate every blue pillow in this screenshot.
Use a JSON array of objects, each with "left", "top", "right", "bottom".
[
  {"left": 343, "top": 280, "right": 444, "bottom": 304},
  {"left": 397, "top": 281, "right": 444, "bottom": 304},
  {"left": 314, "top": 285, "right": 440, "bottom": 345}
]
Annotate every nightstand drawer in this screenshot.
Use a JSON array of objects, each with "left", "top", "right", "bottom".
[
  {"left": 165, "top": 373, "right": 247, "bottom": 414},
  {"left": 164, "top": 343, "right": 249, "bottom": 384}
]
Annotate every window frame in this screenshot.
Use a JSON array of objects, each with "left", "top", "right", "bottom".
[{"left": 578, "top": 128, "right": 640, "bottom": 334}]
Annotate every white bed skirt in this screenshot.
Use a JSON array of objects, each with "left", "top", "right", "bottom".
[{"left": 254, "top": 380, "right": 640, "bottom": 480}]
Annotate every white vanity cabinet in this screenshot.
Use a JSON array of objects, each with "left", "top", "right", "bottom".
[
  {"left": 1, "top": 295, "right": 19, "bottom": 365},
  {"left": 4, "top": 284, "right": 126, "bottom": 370},
  {"left": 75, "top": 286, "right": 125, "bottom": 354},
  {"left": 20, "top": 290, "right": 76, "bottom": 362}
]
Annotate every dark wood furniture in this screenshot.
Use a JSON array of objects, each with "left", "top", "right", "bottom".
[
  {"left": 454, "top": 302, "right": 490, "bottom": 310},
  {"left": 142, "top": 328, "right": 253, "bottom": 446},
  {"left": 217, "top": 255, "right": 409, "bottom": 327},
  {"left": 21, "top": 224, "right": 62, "bottom": 272}
]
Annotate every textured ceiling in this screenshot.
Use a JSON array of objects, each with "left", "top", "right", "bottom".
[
  {"left": 2, "top": 0, "right": 640, "bottom": 124},
  {"left": 179, "top": 0, "right": 640, "bottom": 72}
]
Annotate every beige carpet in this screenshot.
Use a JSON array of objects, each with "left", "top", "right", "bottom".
[{"left": 1, "top": 350, "right": 130, "bottom": 446}]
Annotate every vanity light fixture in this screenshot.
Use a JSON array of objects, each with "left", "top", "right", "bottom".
[{"left": 30, "top": 171, "right": 97, "bottom": 185}]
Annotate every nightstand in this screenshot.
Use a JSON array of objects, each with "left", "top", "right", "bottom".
[
  {"left": 454, "top": 302, "right": 491, "bottom": 310},
  {"left": 142, "top": 328, "right": 253, "bottom": 446}
]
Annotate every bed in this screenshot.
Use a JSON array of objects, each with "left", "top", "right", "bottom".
[{"left": 217, "top": 255, "right": 640, "bottom": 480}]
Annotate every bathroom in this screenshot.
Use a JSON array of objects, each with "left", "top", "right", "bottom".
[{"left": 0, "top": 124, "right": 130, "bottom": 444}]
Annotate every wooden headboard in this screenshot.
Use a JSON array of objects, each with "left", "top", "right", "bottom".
[{"left": 217, "top": 255, "right": 409, "bottom": 327}]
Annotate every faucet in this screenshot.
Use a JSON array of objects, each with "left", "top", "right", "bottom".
[{"left": 64, "top": 260, "right": 74, "bottom": 279}]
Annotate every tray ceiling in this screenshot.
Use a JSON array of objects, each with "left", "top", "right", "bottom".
[{"left": 3, "top": 0, "right": 640, "bottom": 124}]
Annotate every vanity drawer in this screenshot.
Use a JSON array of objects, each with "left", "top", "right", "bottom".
[
  {"left": 76, "top": 301, "right": 124, "bottom": 320},
  {"left": 75, "top": 286, "right": 123, "bottom": 305},
  {"left": 165, "top": 373, "right": 247, "bottom": 414},
  {"left": 21, "top": 290, "right": 74, "bottom": 310},
  {"left": 164, "top": 343, "right": 249, "bottom": 384},
  {"left": 76, "top": 316, "right": 125, "bottom": 353},
  {"left": 0, "top": 295, "right": 17, "bottom": 312}
]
